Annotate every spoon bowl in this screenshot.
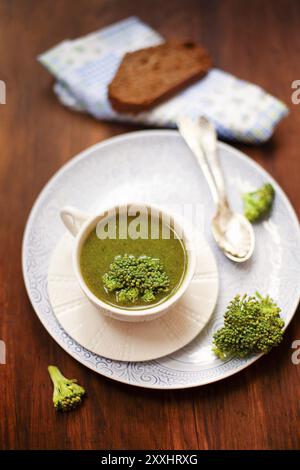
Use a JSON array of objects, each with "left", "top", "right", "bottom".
[{"left": 211, "top": 205, "right": 255, "bottom": 262}]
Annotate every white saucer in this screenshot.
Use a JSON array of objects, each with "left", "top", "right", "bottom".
[{"left": 47, "top": 232, "right": 219, "bottom": 362}]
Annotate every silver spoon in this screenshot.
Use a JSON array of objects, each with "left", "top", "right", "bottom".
[{"left": 177, "top": 115, "right": 255, "bottom": 262}]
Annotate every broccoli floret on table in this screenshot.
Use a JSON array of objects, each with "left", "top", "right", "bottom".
[{"left": 48, "top": 365, "right": 85, "bottom": 412}]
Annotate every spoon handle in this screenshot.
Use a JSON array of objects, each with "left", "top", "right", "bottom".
[
  {"left": 196, "top": 116, "right": 228, "bottom": 207},
  {"left": 177, "top": 116, "right": 220, "bottom": 205}
]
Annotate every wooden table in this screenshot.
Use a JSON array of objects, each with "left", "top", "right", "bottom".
[{"left": 1, "top": 0, "right": 299, "bottom": 450}]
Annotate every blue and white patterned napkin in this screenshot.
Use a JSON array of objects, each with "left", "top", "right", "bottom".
[{"left": 39, "top": 16, "right": 288, "bottom": 143}]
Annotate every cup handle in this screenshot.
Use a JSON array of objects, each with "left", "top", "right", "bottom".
[{"left": 60, "top": 206, "right": 90, "bottom": 236}]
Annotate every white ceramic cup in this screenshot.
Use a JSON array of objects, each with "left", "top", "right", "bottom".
[{"left": 60, "top": 202, "right": 196, "bottom": 322}]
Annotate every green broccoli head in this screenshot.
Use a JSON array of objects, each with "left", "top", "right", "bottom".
[
  {"left": 212, "top": 293, "right": 284, "bottom": 360},
  {"left": 48, "top": 366, "right": 85, "bottom": 412},
  {"left": 102, "top": 255, "right": 170, "bottom": 305},
  {"left": 243, "top": 183, "right": 275, "bottom": 222}
]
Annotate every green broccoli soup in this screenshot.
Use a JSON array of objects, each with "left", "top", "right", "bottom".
[{"left": 80, "top": 214, "right": 187, "bottom": 309}]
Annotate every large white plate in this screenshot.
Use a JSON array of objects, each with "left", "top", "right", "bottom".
[{"left": 22, "top": 130, "right": 300, "bottom": 389}]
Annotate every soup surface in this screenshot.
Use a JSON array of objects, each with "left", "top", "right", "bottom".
[{"left": 80, "top": 214, "right": 187, "bottom": 309}]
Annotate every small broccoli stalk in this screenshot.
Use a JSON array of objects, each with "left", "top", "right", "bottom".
[
  {"left": 48, "top": 366, "right": 85, "bottom": 412},
  {"left": 243, "top": 183, "right": 275, "bottom": 222}
]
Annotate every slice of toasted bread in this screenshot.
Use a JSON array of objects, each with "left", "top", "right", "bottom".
[{"left": 108, "top": 42, "right": 212, "bottom": 113}]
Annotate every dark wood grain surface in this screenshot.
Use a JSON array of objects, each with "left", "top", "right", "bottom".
[{"left": 0, "top": 0, "right": 299, "bottom": 450}]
